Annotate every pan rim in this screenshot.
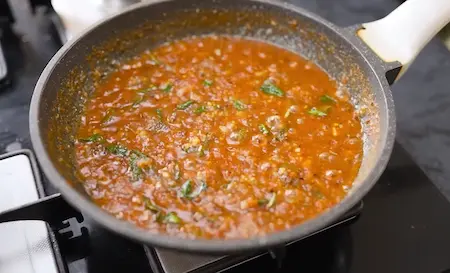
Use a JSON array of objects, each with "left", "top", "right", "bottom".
[{"left": 29, "top": 0, "right": 395, "bottom": 253}]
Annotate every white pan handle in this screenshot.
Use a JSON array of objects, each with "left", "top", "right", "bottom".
[{"left": 358, "top": 0, "right": 450, "bottom": 81}]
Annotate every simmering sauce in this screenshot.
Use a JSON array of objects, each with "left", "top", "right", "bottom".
[{"left": 75, "top": 36, "right": 363, "bottom": 239}]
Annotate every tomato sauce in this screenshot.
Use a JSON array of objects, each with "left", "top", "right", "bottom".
[{"left": 74, "top": 36, "right": 363, "bottom": 239}]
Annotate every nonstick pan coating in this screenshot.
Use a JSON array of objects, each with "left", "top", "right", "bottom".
[{"left": 30, "top": 0, "right": 395, "bottom": 254}]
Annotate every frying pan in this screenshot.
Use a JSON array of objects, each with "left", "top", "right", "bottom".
[{"left": 23, "top": 0, "right": 450, "bottom": 253}]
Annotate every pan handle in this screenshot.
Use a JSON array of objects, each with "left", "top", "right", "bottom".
[
  {"left": 356, "top": 0, "right": 450, "bottom": 82},
  {"left": 0, "top": 193, "right": 84, "bottom": 231}
]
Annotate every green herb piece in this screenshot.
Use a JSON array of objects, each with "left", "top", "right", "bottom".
[
  {"left": 164, "top": 212, "right": 181, "bottom": 224},
  {"left": 221, "top": 181, "right": 230, "bottom": 189},
  {"left": 177, "top": 100, "right": 194, "bottom": 110},
  {"left": 174, "top": 163, "right": 181, "bottom": 181},
  {"left": 132, "top": 95, "right": 144, "bottom": 107},
  {"left": 258, "top": 199, "right": 268, "bottom": 207},
  {"left": 198, "top": 145, "right": 206, "bottom": 157},
  {"left": 232, "top": 99, "right": 247, "bottom": 111},
  {"left": 148, "top": 119, "right": 169, "bottom": 133},
  {"left": 150, "top": 54, "right": 161, "bottom": 65},
  {"left": 101, "top": 110, "right": 115, "bottom": 124},
  {"left": 130, "top": 155, "right": 143, "bottom": 181},
  {"left": 189, "top": 181, "right": 207, "bottom": 199},
  {"left": 180, "top": 181, "right": 207, "bottom": 199},
  {"left": 275, "top": 128, "right": 288, "bottom": 142},
  {"left": 137, "top": 85, "right": 157, "bottom": 93},
  {"left": 194, "top": 105, "right": 207, "bottom": 114},
  {"left": 198, "top": 135, "right": 211, "bottom": 157},
  {"left": 156, "top": 109, "right": 163, "bottom": 120},
  {"left": 260, "top": 79, "right": 285, "bottom": 97},
  {"left": 284, "top": 105, "right": 297, "bottom": 118},
  {"left": 258, "top": 192, "right": 276, "bottom": 208},
  {"left": 237, "top": 128, "right": 247, "bottom": 141},
  {"left": 198, "top": 140, "right": 209, "bottom": 157},
  {"left": 129, "top": 151, "right": 148, "bottom": 181},
  {"left": 203, "top": 79, "right": 213, "bottom": 87},
  {"left": 258, "top": 124, "right": 270, "bottom": 135},
  {"left": 267, "top": 192, "right": 276, "bottom": 208},
  {"left": 131, "top": 149, "right": 148, "bottom": 158},
  {"left": 320, "top": 95, "right": 336, "bottom": 103},
  {"left": 155, "top": 212, "right": 165, "bottom": 223},
  {"left": 79, "top": 133, "right": 104, "bottom": 143},
  {"left": 106, "top": 144, "right": 128, "bottom": 156},
  {"left": 313, "top": 190, "right": 325, "bottom": 199},
  {"left": 143, "top": 197, "right": 160, "bottom": 213},
  {"left": 180, "top": 180, "right": 193, "bottom": 198},
  {"left": 160, "top": 82, "right": 173, "bottom": 93},
  {"left": 308, "top": 107, "right": 328, "bottom": 117},
  {"left": 181, "top": 145, "right": 195, "bottom": 154}
]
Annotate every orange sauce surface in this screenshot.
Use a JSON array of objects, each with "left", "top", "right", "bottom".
[{"left": 74, "top": 36, "right": 363, "bottom": 239}]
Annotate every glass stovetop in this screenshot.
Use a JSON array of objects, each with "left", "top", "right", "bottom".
[{"left": 2, "top": 1, "right": 450, "bottom": 273}]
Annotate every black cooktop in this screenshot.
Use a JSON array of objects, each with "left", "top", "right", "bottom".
[{"left": 1, "top": 1, "right": 450, "bottom": 273}]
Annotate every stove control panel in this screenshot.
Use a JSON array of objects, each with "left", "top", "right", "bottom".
[{"left": 0, "top": 151, "right": 64, "bottom": 273}]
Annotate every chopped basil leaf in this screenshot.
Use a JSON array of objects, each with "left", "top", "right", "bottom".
[
  {"left": 155, "top": 212, "right": 165, "bottom": 223},
  {"left": 198, "top": 134, "right": 211, "bottom": 157},
  {"left": 164, "top": 212, "right": 181, "bottom": 224},
  {"left": 238, "top": 128, "right": 247, "bottom": 140},
  {"left": 180, "top": 180, "right": 193, "bottom": 197},
  {"left": 203, "top": 79, "right": 213, "bottom": 87},
  {"left": 189, "top": 181, "right": 207, "bottom": 199},
  {"left": 174, "top": 163, "right": 182, "bottom": 181},
  {"left": 258, "top": 124, "right": 270, "bottom": 135},
  {"left": 284, "top": 105, "right": 297, "bottom": 118},
  {"left": 308, "top": 107, "right": 328, "bottom": 117},
  {"left": 131, "top": 150, "right": 148, "bottom": 158},
  {"left": 177, "top": 100, "right": 194, "bottom": 110},
  {"left": 156, "top": 109, "right": 163, "bottom": 120},
  {"left": 106, "top": 144, "right": 128, "bottom": 156},
  {"left": 258, "top": 199, "right": 268, "bottom": 206},
  {"left": 260, "top": 79, "right": 284, "bottom": 97},
  {"left": 143, "top": 197, "right": 160, "bottom": 213},
  {"left": 137, "top": 85, "right": 157, "bottom": 93},
  {"left": 148, "top": 119, "right": 169, "bottom": 133},
  {"left": 232, "top": 99, "right": 247, "bottom": 111},
  {"left": 258, "top": 192, "right": 276, "bottom": 208},
  {"left": 101, "top": 110, "right": 115, "bottom": 125},
  {"left": 275, "top": 128, "right": 288, "bottom": 142},
  {"left": 267, "top": 192, "right": 276, "bottom": 208},
  {"left": 313, "top": 190, "right": 325, "bottom": 199},
  {"left": 130, "top": 154, "right": 143, "bottom": 181},
  {"left": 198, "top": 145, "right": 206, "bottom": 157},
  {"left": 320, "top": 95, "right": 336, "bottom": 103},
  {"left": 149, "top": 53, "right": 161, "bottom": 65},
  {"left": 129, "top": 150, "right": 148, "bottom": 181},
  {"left": 181, "top": 145, "right": 196, "bottom": 154},
  {"left": 160, "top": 82, "right": 173, "bottom": 93},
  {"left": 194, "top": 105, "right": 207, "bottom": 114},
  {"left": 132, "top": 95, "right": 144, "bottom": 107},
  {"left": 79, "top": 133, "right": 104, "bottom": 143},
  {"left": 221, "top": 181, "right": 231, "bottom": 190},
  {"left": 180, "top": 180, "right": 207, "bottom": 199}
]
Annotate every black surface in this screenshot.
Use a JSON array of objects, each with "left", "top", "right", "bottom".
[{"left": 1, "top": 0, "right": 450, "bottom": 273}]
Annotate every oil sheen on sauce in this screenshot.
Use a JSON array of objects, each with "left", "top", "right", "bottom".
[{"left": 74, "top": 35, "right": 363, "bottom": 239}]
